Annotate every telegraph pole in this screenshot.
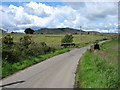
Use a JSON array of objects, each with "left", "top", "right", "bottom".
[
  {"left": 108, "top": 29, "right": 110, "bottom": 34},
  {"left": 92, "top": 31, "right": 93, "bottom": 42},
  {"left": 80, "top": 26, "right": 82, "bottom": 40}
]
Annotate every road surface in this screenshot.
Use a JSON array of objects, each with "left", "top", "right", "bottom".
[{"left": 1, "top": 41, "right": 107, "bottom": 88}]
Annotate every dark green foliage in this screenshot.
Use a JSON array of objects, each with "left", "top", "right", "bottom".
[
  {"left": 26, "top": 42, "right": 49, "bottom": 56},
  {"left": 2, "top": 43, "right": 24, "bottom": 63},
  {"left": 2, "top": 35, "right": 18, "bottom": 63},
  {"left": 3, "top": 35, "right": 13, "bottom": 45},
  {"left": 2, "top": 35, "right": 55, "bottom": 64},
  {"left": 24, "top": 28, "right": 34, "bottom": 34},
  {"left": 20, "top": 35, "right": 33, "bottom": 48},
  {"left": 2, "top": 48, "right": 70, "bottom": 78},
  {"left": 2, "top": 48, "right": 21, "bottom": 63},
  {"left": 47, "top": 47, "right": 56, "bottom": 52},
  {"left": 61, "top": 34, "right": 73, "bottom": 43}
]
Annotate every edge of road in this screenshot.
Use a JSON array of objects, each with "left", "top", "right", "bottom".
[{"left": 73, "top": 40, "right": 111, "bottom": 88}]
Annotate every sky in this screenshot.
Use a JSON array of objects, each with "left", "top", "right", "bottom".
[{"left": 0, "top": 1, "right": 118, "bottom": 33}]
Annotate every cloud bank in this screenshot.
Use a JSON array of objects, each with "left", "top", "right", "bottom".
[{"left": 0, "top": 1, "right": 118, "bottom": 33}]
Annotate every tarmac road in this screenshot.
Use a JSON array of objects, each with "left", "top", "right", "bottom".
[
  {"left": 2, "top": 40, "right": 108, "bottom": 88},
  {"left": 1, "top": 45, "right": 90, "bottom": 88}
]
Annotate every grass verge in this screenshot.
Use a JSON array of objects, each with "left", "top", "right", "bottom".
[
  {"left": 75, "top": 39, "right": 119, "bottom": 88},
  {"left": 2, "top": 48, "right": 70, "bottom": 78}
]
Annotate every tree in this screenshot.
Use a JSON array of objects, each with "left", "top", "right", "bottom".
[
  {"left": 61, "top": 34, "right": 73, "bottom": 43},
  {"left": 24, "top": 28, "right": 35, "bottom": 34}
]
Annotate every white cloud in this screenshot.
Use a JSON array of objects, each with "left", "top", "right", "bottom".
[{"left": 0, "top": 1, "right": 118, "bottom": 33}]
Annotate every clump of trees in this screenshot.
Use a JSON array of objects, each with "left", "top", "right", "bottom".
[
  {"left": 2, "top": 35, "right": 55, "bottom": 63},
  {"left": 24, "top": 28, "right": 35, "bottom": 34},
  {"left": 61, "top": 34, "right": 73, "bottom": 43}
]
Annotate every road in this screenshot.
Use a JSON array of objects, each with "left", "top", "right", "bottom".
[
  {"left": 1, "top": 45, "right": 90, "bottom": 88},
  {"left": 1, "top": 41, "right": 108, "bottom": 88}
]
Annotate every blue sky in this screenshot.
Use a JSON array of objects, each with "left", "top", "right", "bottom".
[
  {"left": 2, "top": 2, "right": 66, "bottom": 7},
  {"left": 0, "top": 1, "right": 118, "bottom": 33}
]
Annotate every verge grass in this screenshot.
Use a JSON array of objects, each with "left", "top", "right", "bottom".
[
  {"left": 76, "top": 38, "right": 119, "bottom": 88},
  {"left": 2, "top": 48, "right": 70, "bottom": 78}
]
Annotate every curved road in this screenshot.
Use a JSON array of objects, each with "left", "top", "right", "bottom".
[
  {"left": 1, "top": 41, "right": 107, "bottom": 88},
  {"left": 1, "top": 46, "right": 90, "bottom": 88}
]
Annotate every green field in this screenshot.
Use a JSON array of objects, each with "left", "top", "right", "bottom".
[
  {"left": 2, "top": 33, "right": 114, "bottom": 48},
  {"left": 75, "top": 38, "right": 119, "bottom": 88}
]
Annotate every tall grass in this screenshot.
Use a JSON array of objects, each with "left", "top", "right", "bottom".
[{"left": 76, "top": 39, "right": 119, "bottom": 88}]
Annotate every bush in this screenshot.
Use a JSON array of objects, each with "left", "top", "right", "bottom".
[
  {"left": 47, "top": 47, "right": 56, "bottom": 52},
  {"left": 27, "top": 42, "right": 46, "bottom": 56},
  {"left": 61, "top": 34, "right": 73, "bottom": 43},
  {"left": 2, "top": 35, "right": 13, "bottom": 45},
  {"left": 20, "top": 35, "right": 33, "bottom": 48},
  {"left": 2, "top": 35, "right": 56, "bottom": 64},
  {"left": 2, "top": 49, "right": 20, "bottom": 63}
]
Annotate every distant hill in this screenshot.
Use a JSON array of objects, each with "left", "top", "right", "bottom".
[
  {"left": 0, "top": 28, "right": 100, "bottom": 34},
  {"left": 34, "top": 28, "right": 83, "bottom": 34},
  {"left": 34, "top": 28, "right": 100, "bottom": 34}
]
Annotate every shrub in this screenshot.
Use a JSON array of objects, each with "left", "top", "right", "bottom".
[
  {"left": 2, "top": 35, "right": 56, "bottom": 64},
  {"left": 61, "top": 34, "right": 73, "bottom": 43},
  {"left": 2, "top": 49, "right": 20, "bottom": 63},
  {"left": 20, "top": 35, "right": 33, "bottom": 48},
  {"left": 47, "top": 47, "right": 56, "bottom": 52},
  {"left": 2, "top": 35, "right": 13, "bottom": 45},
  {"left": 27, "top": 42, "right": 49, "bottom": 56}
]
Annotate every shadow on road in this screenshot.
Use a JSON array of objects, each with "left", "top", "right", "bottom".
[{"left": 0, "top": 80, "right": 25, "bottom": 88}]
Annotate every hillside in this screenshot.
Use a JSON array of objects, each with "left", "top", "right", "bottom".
[
  {"left": 34, "top": 28, "right": 100, "bottom": 34},
  {"left": 34, "top": 28, "right": 87, "bottom": 34},
  {"left": 0, "top": 28, "right": 100, "bottom": 34}
]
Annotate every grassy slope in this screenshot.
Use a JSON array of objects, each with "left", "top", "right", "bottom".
[{"left": 76, "top": 38, "right": 119, "bottom": 88}]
